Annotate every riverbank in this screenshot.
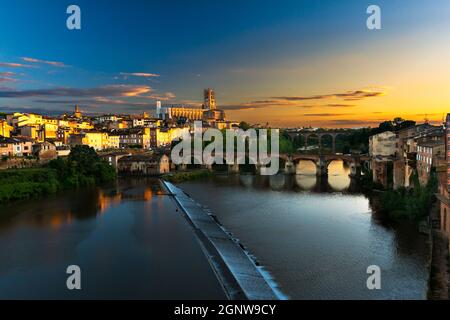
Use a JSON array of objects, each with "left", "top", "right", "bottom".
[
  {"left": 162, "top": 180, "right": 282, "bottom": 300},
  {"left": 162, "top": 169, "right": 214, "bottom": 183},
  {"left": 0, "top": 168, "right": 60, "bottom": 203},
  {"left": 0, "top": 146, "right": 115, "bottom": 205}
]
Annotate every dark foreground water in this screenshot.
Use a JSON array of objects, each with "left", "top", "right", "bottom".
[
  {"left": 0, "top": 178, "right": 226, "bottom": 299},
  {"left": 178, "top": 161, "right": 430, "bottom": 300},
  {"left": 0, "top": 161, "right": 431, "bottom": 300}
]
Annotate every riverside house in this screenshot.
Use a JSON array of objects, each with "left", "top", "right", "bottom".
[{"left": 117, "top": 154, "right": 170, "bottom": 175}]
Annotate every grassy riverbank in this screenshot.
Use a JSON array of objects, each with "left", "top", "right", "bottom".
[
  {"left": 0, "top": 168, "right": 60, "bottom": 203},
  {"left": 0, "top": 146, "right": 115, "bottom": 204},
  {"left": 163, "top": 169, "right": 214, "bottom": 183}
]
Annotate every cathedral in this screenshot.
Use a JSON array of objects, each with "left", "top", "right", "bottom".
[{"left": 162, "top": 89, "right": 225, "bottom": 122}]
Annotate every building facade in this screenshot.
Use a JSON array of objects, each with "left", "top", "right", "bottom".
[
  {"left": 32, "top": 141, "right": 57, "bottom": 160},
  {"left": 0, "top": 120, "right": 13, "bottom": 138},
  {"left": 416, "top": 140, "right": 445, "bottom": 186},
  {"left": 437, "top": 114, "right": 450, "bottom": 251},
  {"left": 118, "top": 154, "right": 170, "bottom": 175}
]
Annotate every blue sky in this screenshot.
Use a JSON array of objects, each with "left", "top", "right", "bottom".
[{"left": 0, "top": 0, "right": 449, "bottom": 127}]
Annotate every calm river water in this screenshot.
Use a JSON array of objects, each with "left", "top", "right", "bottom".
[
  {"left": 0, "top": 161, "right": 430, "bottom": 299},
  {"left": 178, "top": 161, "right": 430, "bottom": 300},
  {"left": 0, "top": 178, "right": 226, "bottom": 299}
]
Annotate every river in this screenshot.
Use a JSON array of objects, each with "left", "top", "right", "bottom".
[
  {"left": 0, "top": 178, "right": 226, "bottom": 299},
  {"left": 177, "top": 160, "right": 430, "bottom": 300},
  {"left": 0, "top": 161, "right": 430, "bottom": 299}
]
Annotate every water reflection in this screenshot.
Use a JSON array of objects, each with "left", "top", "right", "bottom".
[
  {"left": 0, "top": 178, "right": 226, "bottom": 299},
  {"left": 179, "top": 164, "right": 430, "bottom": 299},
  {"left": 231, "top": 160, "right": 356, "bottom": 193}
]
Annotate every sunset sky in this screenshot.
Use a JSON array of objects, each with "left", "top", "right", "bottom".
[{"left": 0, "top": 0, "right": 449, "bottom": 127}]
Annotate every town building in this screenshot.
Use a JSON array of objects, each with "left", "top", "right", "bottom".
[
  {"left": 117, "top": 154, "right": 170, "bottom": 175},
  {"left": 33, "top": 141, "right": 57, "bottom": 160},
  {"left": 437, "top": 114, "right": 450, "bottom": 250},
  {"left": 73, "top": 105, "right": 82, "bottom": 119},
  {"left": 6, "top": 112, "right": 43, "bottom": 128},
  {"left": 447, "top": 114, "right": 450, "bottom": 193},
  {"left": 162, "top": 89, "right": 226, "bottom": 123},
  {"left": 9, "top": 137, "right": 34, "bottom": 157},
  {"left": 369, "top": 131, "right": 398, "bottom": 158},
  {"left": 150, "top": 127, "right": 190, "bottom": 148},
  {"left": 100, "top": 151, "right": 131, "bottom": 172},
  {"left": 204, "top": 88, "right": 216, "bottom": 110},
  {"left": 68, "top": 131, "right": 109, "bottom": 150},
  {"left": 416, "top": 140, "right": 445, "bottom": 186},
  {"left": 115, "top": 128, "right": 151, "bottom": 149},
  {"left": 107, "top": 133, "right": 120, "bottom": 149},
  {"left": 19, "top": 125, "right": 41, "bottom": 141},
  {"left": 56, "top": 146, "right": 71, "bottom": 157},
  {"left": 0, "top": 120, "right": 13, "bottom": 138},
  {"left": 0, "top": 137, "right": 13, "bottom": 156},
  {"left": 369, "top": 131, "right": 398, "bottom": 187}
]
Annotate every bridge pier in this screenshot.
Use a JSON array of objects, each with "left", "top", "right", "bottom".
[
  {"left": 228, "top": 163, "right": 240, "bottom": 174},
  {"left": 393, "top": 159, "right": 405, "bottom": 190},
  {"left": 404, "top": 164, "right": 414, "bottom": 188},
  {"left": 349, "top": 162, "right": 362, "bottom": 178},
  {"left": 284, "top": 159, "right": 296, "bottom": 175},
  {"left": 372, "top": 160, "right": 388, "bottom": 188},
  {"left": 315, "top": 157, "right": 329, "bottom": 176}
]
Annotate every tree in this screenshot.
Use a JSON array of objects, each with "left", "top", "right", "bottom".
[
  {"left": 49, "top": 145, "right": 115, "bottom": 188},
  {"left": 239, "top": 121, "right": 251, "bottom": 131}
]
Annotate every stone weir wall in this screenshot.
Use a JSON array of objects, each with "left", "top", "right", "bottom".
[{"left": 162, "top": 180, "right": 282, "bottom": 300}]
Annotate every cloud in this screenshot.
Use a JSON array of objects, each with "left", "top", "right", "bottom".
[
  {"left": 0, "top": 72, "right": 15, "bottom": 77},
  {"left": 272, "top": 90, "right": 385, "bottom": 102},
  {"left": 0, "top": 84, "right": 152, "bottom": 98},
  {"left": 0, "top": 62, "right": 32, "bottom": 68},
  {"left": 322, "top": 119, "right": 384, "bottom": 127},
  {"left": 219, "top": 89, "right": 384, "bottom": 111},
  {"left": 120, "top": 72, "right": 160, "bottom": 78},
  {"left": 324, "top": 104, "right": 355, "bottom": 108},
  {"left": 302, "top": 113, "right": 354, "bottom": 117},
  {"left": 0, "top": 77, "right": 16, "bottom": 83},
  {"left": 33, "top": 97, "right": 151, "bottom": 108},
  {"left": 221, "top": 100, "right": 315, "bottom": 111},
  {"left": 22, "top": 57, "right": 67, "bottom": 67},
  {"left": 143, "top": 92, "right": 176, "bottom": 101}
]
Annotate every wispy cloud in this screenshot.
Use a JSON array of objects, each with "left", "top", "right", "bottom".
[
  {"left": 323, "top": 119, "right": 385, "bottom": 127},
  {"left": 33, "top": 97, "right": 150, "bottom": 108},
  {"left": 302, "top": 113, "right": 354, "bottom": 117},
  {"left": 221, "top": 100, "right": 314, "bottom": 111},
  {"left": 272, "top": 90, "right": 385, "bottom": 102},
  {"left": 0, "top": 77, "right": 16, "bottom": 83},
  {"left": 0, "top": 72, "right": 15, "bottom": 77},
  {"left": 324, "top": 104, "right": 355, "bottom": 108},
  {"left": 143, "top": 92, "right": 176, "bottom": 101},
  {"left": 219, "top": 89, "right": 385, "bottom": 111},
  {"left": 120, "top": 72, "right": 160, "bottom": 78},
  {"left": 0, "top": 84, "right": 152, "bottom": 98},
  {"left": 0, "top": 62, "right": 32, "bottom": 68},
  {"left": 22, "top": 57, "right": 67, "bottom": 67}
]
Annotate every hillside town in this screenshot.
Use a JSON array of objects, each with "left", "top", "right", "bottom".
[
  {"left": 0, "top": 89, "right": 238, "bottom": 173},
  {"left": 1, "top": 90, "right": 450, "bottom": 258}
]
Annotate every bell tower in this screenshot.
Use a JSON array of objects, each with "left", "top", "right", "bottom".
[{"left": 74, "top": 105, "right": 82, "bottom": 118}]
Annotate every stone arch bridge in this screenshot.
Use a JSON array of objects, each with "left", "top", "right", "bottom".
[
  {"left": 175, "top": 152, "right": 370, "bottom": 177},
  {"left": 280, "top": 153, "right": 370, "bottom": 177},
  {"left": 285, "top": 131, "right": 349, "bottom": 153}
]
